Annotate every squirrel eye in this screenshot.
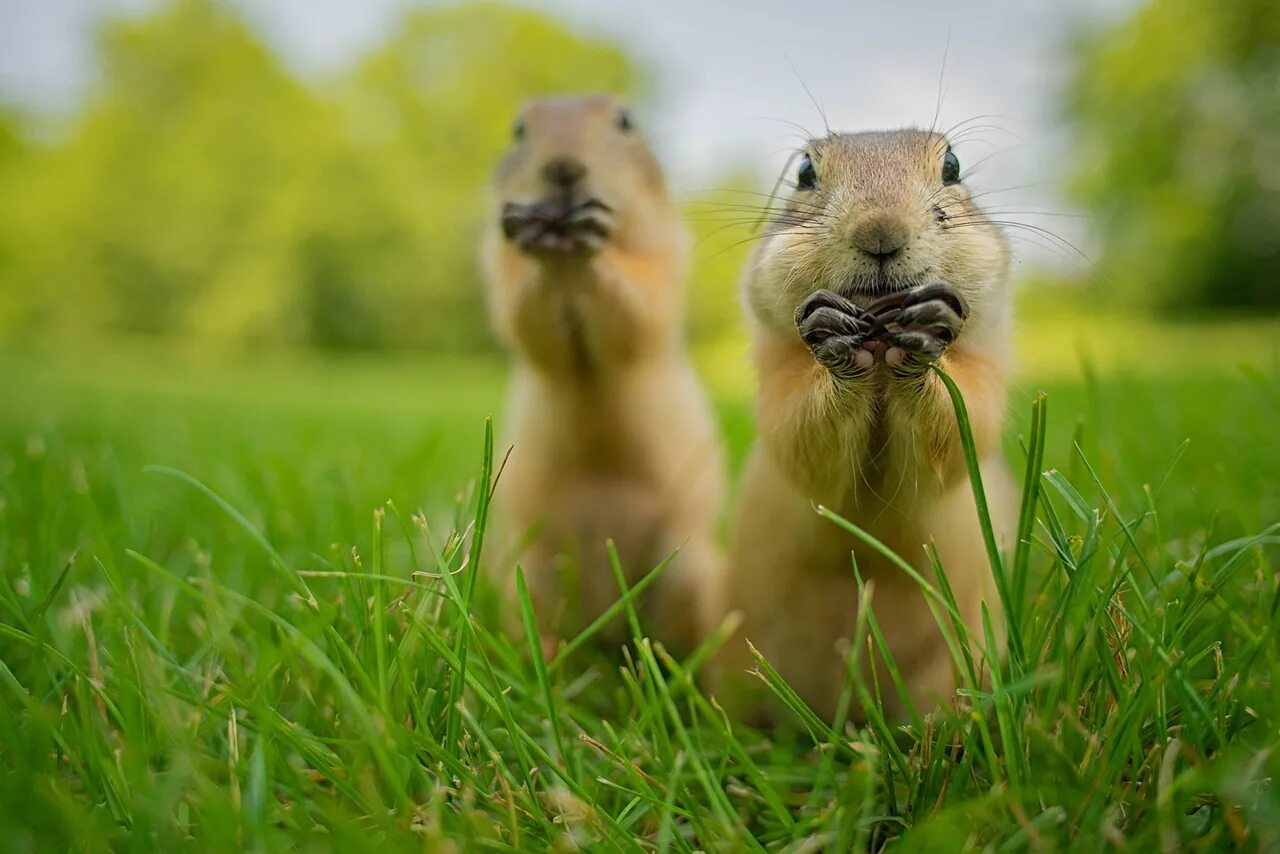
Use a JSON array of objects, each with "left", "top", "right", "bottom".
[
  {"left": 513, "top": 118, "right": 526, "bottom": 141},
  {"left": 617, "top": 109, "right": 634, "bottom": 132},
  {"left": 942, "top": 149, "right": 960, "bottom": 184},
  {"left": 796, "top": 154, "right": 817, "bottom": 190}
]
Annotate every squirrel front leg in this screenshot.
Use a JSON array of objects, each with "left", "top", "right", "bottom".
[
  {"left": 756, "top": 289, "right": 879, "bottom": 498},
  {"left": 574, "top": 247, "right": 681, "bottom": 364},
  {"left": 500, "top": 247, "right": 679, "bottom": 374}
]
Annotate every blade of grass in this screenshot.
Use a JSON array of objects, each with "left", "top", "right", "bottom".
[
  {"left": 1013, "top": 392, "right": 1048, "bottom": 611},
  {"left": 549, "top": 546, "right": 678, "bottom": 673},
  {"left": 931, "top": 365, "right": 1023, "bottom": 668},
  {"left": 144, "top": 465, "right": 317, "bottom": 607},
  {"left": 447, "top": 419, "right": 496, "bottom": 750},
  {"left": 515, "top": 565, "right": 569, "bottom": 773}
]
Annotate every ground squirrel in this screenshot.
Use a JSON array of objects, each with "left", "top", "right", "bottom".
[
  {"left": 481, "top": 95, "right": 724, "bottom": 654},
  {"left": 716, "top": 130, "right": 1016, "bottom": 721}
]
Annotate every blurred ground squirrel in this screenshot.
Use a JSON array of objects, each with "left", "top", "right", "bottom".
[
  {"left": 481, "top": 95, "right": 724, "bottom": 654},
  {"left": 715, "top": 129, "right": 1016, "bottom": 721}
]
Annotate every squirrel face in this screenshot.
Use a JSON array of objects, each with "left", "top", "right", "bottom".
[
  {"left": 746, "top": 130, "right": 1010, "bottom": 335},
  {"left": 492, "top": 95, "right": 670, "bottom": 258}
]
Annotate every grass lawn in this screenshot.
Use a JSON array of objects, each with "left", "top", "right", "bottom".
[{"left": 1, "top": 323, "right": 1278, "bottom": 850}]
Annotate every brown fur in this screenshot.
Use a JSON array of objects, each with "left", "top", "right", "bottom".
[
  {"left": 481, "top": 96, "right": 724, "bottom": 653},
  {"left": 714, "top": 130, "right": 1016, "bottom": 721}
]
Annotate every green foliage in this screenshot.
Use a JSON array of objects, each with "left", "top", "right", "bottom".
[
  {"left": 0, "top": 109, "right": 22, "bottom": 164},
  {"left": 1067, "top": 0, "right": 1280, "bottom": 311},
  {"left": 0, "top": 110, "right": 25, "bottom": 328},
  {"left": 0, "top": 0, "right": 640, "bottom": 351},
  {"left": 0, "top": 346, "right": 1277, "bottom": 848},
  {"left": 683, "top": 179, "right": 760, "bottom": 355}
]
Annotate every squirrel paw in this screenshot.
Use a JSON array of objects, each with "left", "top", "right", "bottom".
[
  {"left": 502, "top": 199, "right": 615, "bottom": 255},
  {"left": 882, "top": 283, "right": 968, "bottom": 370},
  {"left": 796, "top": 289, "right": 874, "bottom": 378}
]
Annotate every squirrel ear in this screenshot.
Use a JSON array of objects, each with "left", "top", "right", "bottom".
[{"left": 616, "top": 109, "right": 634, "bottom": 132}]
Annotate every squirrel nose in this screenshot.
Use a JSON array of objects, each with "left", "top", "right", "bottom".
[
  {"left": 850, "top": 214, "right": 911, "bottom": 260},
  {"left": 542, "top": 156, "right": 587, "bottom": 188}
]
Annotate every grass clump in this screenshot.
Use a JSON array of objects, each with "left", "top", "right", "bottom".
[{"left": 0, "top": 348, "right": 1277, "bottom": 850}]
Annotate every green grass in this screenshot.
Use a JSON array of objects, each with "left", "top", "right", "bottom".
[{"left": 1, "top": 337, "right": 1278, "bottom": 851}]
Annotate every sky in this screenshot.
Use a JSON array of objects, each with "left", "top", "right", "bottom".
[{"left": 0, "top": 0, "right": 1137, "bottom": 269}]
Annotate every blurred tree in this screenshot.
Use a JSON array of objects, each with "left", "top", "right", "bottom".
[
  {"left": 0, "top": 109, "right": 24, "bottom": 334},
  {"left": 0, "top": 110, "right": 21, "bottom": 164},
  {"left": 2, "top": 0, "right": 327, "bottom": 342},
  {"left": 682, "top": 179, "right": 759, "bottom": 355},
  {"left": 0, "top": 0, "right": 641, "bottom": 352},
  {"left": 1068, "top": 0, "right": 1280, "bottom": 311}
]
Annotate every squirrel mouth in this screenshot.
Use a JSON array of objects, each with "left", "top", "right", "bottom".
[
  {"left": 501, "top": 198, "right": 615, "bottom": 255},
  {"left": 841, "top": 270, "right": 927, "bottom": 301}
]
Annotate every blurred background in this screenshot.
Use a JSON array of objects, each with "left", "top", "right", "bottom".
[{"left": 1, "top": 0, "right": 1276, "bottom": 367}]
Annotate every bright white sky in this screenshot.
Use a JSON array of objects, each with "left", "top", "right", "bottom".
[{"left": 0, "top": 0, "right": 1136, "bottom": 270}]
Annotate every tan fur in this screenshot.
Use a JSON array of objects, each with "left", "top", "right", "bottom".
[
  {"left": 715, "top": 130, "right": 1016, "bottom": 721},
  {"left": 481, "top": 96, "right": 724, "bottom": 654}
]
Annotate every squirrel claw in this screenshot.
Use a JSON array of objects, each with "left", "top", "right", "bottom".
[
  {"left": 796, "top": 289, "right": 872, "bottom": 379},
  {"left": 877, "top": 282, "right": 967, "bottom": 370}
]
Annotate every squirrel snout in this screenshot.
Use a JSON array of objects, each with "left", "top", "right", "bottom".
[
  {"left": 542, "top": 156, "right": 587, "bottom": 189},
  {"left": 849, "top": 214, "right": 912, "bottom": 260}
]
